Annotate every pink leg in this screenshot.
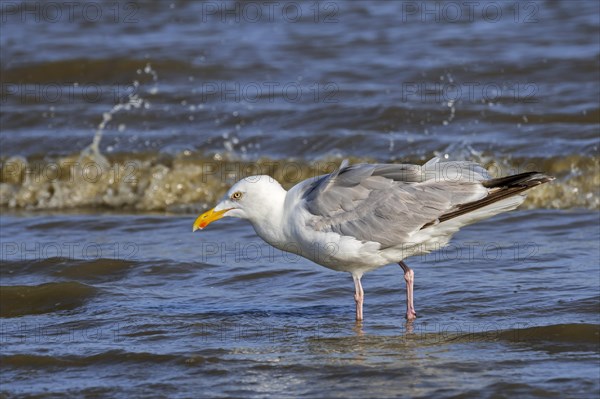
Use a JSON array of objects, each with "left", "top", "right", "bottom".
[
  {"left": 399, "top": 261, "right": 417, "bottom": 320},
  {"left": 353, "top": 275, "right": 364, "bottom": 321}
]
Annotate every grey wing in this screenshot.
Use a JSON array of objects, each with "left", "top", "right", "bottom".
[{"left": 301, "top": 159, "right": 489, "bottom": 248}]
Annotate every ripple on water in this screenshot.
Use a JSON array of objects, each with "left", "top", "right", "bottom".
[{"left": 0, "top": 281, "right": 98, "bottom": 318}]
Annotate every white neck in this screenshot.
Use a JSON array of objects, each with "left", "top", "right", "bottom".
[{"left": 248, "top": 186, "right": 288, "bottom": 247}]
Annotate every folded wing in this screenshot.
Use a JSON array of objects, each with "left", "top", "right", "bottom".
[{"left": 301, "top": 159, "right": 550, "bottom": 248}]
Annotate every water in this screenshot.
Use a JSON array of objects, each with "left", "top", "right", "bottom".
[{"left": 1, "top": 1, "right": 599, "bottom": 397}]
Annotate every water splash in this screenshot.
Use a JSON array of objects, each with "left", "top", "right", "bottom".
[
  {"left": 80, "top": 63, "right": 159, "bottom": 167},
  {"left": 0, "top": 64, "right": 164, "bottom": 210}
]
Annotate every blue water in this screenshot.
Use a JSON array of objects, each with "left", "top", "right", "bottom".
[{"left": 1, "top": 1, "right": 599, "bottom": 398}]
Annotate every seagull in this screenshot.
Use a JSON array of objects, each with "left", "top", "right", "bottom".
[{"left": 193, "top": 158, "right": 552, "bottom": 321}]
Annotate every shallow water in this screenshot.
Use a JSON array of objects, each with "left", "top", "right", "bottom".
[
  {"left": 1, "top": 209, "right": 599, "bottom": 398},
  {"left": 1, "top": 0, "right": 599, "bottom": 398}
]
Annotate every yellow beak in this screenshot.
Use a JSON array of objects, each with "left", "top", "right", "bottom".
[{"left": 192, "top": 207, "right": 231, "bottom": 232}]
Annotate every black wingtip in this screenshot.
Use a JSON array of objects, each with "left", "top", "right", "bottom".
[
  {"left": 482, "top": 172, "right": 554, "bottom": 189},
  {"left": 420, "top": 171, "right": 554, "bottom": 230}
]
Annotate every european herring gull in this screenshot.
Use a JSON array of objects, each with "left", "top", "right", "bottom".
[{"left": 193, "top": 158, "right": 552, "bottom": 321}]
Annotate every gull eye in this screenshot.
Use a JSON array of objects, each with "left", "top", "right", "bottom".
[{"left": 231, "top": 191, "right": 243, "bottom": 200}]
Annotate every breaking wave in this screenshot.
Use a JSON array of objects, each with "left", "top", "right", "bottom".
[{"left": 0, "top": 151, "right": 597, "bottom": 212}]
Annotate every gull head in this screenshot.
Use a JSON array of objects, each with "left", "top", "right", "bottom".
[{"left": 193, "top": 175, "right": 285, "bottom": 231}]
